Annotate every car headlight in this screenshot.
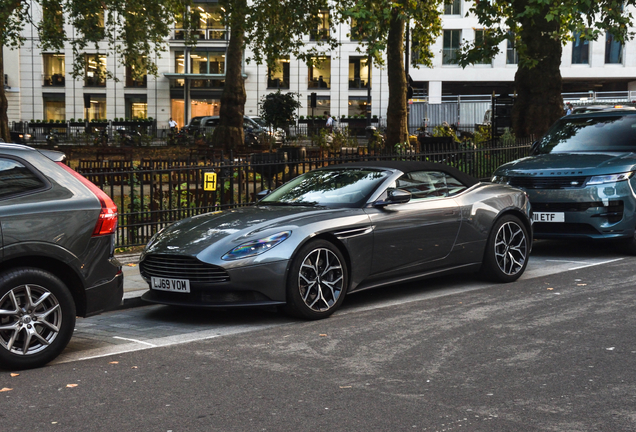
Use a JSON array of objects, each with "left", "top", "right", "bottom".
[
  {"left": 587, "top": 172, "right": 634, "bottom": 185},
  {"left": 222, "top": 231, "right": 291, "bottom": 260},
  {"left": 491, "top": 175, "right": 511, "bottom": 184}
]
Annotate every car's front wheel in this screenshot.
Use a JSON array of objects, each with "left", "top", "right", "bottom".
[
  {"left": 285, "top": 240, "right": 348, "bottom": 320},
  {"left": 0, "top": 268, "right": 76, "bottom": 370},
  {"left": 480, "top": 215, "right": 529, "bottom": 282}
]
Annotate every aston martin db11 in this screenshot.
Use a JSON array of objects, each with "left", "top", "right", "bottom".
[{"left": 140, "top": 161, "right": 532, "bottom": 319}]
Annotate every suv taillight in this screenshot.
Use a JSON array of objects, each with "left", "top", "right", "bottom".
[{"left": 57, "top": 162, "right": 118, "bottom": 236}]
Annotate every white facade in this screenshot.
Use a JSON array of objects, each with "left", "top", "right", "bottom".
[{"left": 4, "top": 0, "right": 636, "bottom": 126}]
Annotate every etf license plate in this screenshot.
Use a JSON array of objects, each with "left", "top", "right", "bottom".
[
  {"left": 532, "top": 212, "right": 565, "bottom": 223},
  {"left": 151, "top": 277, "right": 191, "bottom": 293}
]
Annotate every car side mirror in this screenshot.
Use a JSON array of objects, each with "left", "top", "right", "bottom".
[
  {"left": 256, "top": 190, "right": 271, "bottom": 200},
  {"left": 374, "top": 188, "right": 411, "bottom": 207}
]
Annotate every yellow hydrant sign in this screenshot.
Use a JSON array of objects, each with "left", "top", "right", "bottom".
[{"left": 203, "top": 172, "right": 217, "bottom": 191}]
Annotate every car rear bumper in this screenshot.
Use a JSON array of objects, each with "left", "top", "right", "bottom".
[{"left": 85, "top": 269, "right": 124, "bottom": 317}]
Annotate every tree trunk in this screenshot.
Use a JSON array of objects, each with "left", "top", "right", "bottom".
[
  {"left": 385, "top": 9, "right": 408, "bottom": 148},
  {"left": 212, "top": 0, "right": 247, "bottom": 152},
  {"left": 512, "top": 2, "right": 563, "bottom": 138},
  {"left": 0, "top": 37, "right": 11, "bottom": 143}
]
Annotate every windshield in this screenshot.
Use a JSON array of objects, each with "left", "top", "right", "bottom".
[
  {"left": 259, "top": 168, "right": 390, "bottom": 208},
  {"left": 252, "top": 117, "right": 267, "bottom": 127},
  {"left": 535, "top": 114, "right": 636, "bottom": 154}
]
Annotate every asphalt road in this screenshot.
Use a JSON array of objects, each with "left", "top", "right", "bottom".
[{"left": 1, "top": 240, "right": 635, "bottom": 431}]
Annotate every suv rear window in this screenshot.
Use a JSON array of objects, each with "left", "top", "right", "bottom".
[
  {"left": 536, "top": 114, "right": 636, "bottom": 154},
  {"left": 0, "top": 158, "right": 46, "bottom": 199}
]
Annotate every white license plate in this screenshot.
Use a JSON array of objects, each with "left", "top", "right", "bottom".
[
  {"left": 532, "top": 212, "right": 565, "bottom": 223},
  {"left": 151, "top": 277, "right": 191, "bottom": 293}
]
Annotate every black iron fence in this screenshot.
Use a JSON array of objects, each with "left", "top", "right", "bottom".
[{"left": 72, "top": 137, "right": 533, "bottom": 248}]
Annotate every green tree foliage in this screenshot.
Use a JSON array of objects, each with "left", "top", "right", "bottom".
[
  {"left": 458, "top": 0, "right": 635, "bottom": 138},
  {"left": 258, "top": 90, "right": 301, "bottom": 134},
  {"left": 337, "top": 0, "right": 443, "bottom": 147},
  {"left": 211, "top": 0, "right": 339, "bottom": 151},
  {"left": 0, "top": 0, "right": 186, "bottom": 141}
]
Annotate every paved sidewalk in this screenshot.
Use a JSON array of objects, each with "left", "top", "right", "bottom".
[{"left": 116, "top": 252, "right": 147, "bottom": 310}]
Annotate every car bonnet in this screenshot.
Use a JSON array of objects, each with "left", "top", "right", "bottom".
[{"left": 495, "top": 152, "right": 636, "bottom": 177}]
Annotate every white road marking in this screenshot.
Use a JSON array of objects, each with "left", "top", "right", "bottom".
[
  {"left": 112, "top": 336, "right": 157, "bottom": 347},
  {"left": 568, "top": 258, "right": 624, "bottom": 271}
]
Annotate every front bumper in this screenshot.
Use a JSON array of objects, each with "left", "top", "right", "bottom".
[
  {"left": 527, "top": 183, "right": 636, "bottom": 240},
  {"left": 140, "top": 260, "right": 289, "bottom": 308}
]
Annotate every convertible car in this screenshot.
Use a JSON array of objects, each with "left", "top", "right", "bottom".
[{"left": 140, "top": 161, "right": 532, "bottom": 319}]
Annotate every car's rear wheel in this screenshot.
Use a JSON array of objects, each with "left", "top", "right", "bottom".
[
  {"left": 285, "top": 240, "right": 348, "bottom": 320},
  {"left": 0, "top": 268, "right": 76, "bottom": 370},
  {"left": 480, "top": 215, "right": 529, "bottom": 282}
]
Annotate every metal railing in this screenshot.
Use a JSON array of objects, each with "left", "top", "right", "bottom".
[{"left": 71, "top": 137, "right": 533, "bottom": 248}]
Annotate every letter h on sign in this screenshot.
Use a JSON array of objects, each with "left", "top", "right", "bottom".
[{"left": 204, "top": 172, "right": 217, "bottom": 191}]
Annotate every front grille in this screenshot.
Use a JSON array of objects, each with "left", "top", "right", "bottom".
[
  {"left": 510, "top": 176, "right": 588, "bottom": 189},
  {"left": 140, "top": 255, "right": 230, "bottom": 283},
  {"left": 534, "top": 223, "right": 601, "bottom": 235}
]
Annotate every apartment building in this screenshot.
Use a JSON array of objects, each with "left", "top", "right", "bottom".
[{"left": 4, "top": 1, "right": 636, "bottom": 128}]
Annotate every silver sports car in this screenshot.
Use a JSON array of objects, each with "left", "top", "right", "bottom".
[{"left": 140, "top": 161, "right": 532, "bottom": 319}]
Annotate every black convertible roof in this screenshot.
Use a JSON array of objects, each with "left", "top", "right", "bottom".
[{"left": 326, "top": 160, "right": 479, "bottom": 187}]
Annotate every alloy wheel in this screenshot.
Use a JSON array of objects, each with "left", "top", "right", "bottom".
[
  {"left": 494, "top": 221, "right": 527, "bottom": 276},
  {"left": 298, "top": 248, "right": 344, "bottom": 312},
  {"left": 0, "top": 284, "right": 62, "bottom": 356}
]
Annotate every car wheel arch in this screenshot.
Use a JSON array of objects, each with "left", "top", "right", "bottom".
[
  {"left": 0, "top": 256, "right": 86, "bottom": 316},
  {"left": 286, "top": 232, "right": 352, "bottom": 292}
]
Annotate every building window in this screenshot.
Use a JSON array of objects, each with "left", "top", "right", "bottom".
[
  {"left": 444, "top": 0, "right": 461, "bottom": 15},
  {"left": 474, "top": 30, "right": 491, "bottom": 65},
  {"left": 268, "top": 57, "right": 290, "bottom": 89},
  {"left": 348, "top": 96, "right": 370, "bottom": 116},
  {"left": 84, "top": 94, "right": 106, "bottom": 121},
  {"left": 350, "top": 18, "right": 367, "bottom": 41},
  {"left": 43, "top": 95, "right": 65, "bottom": 121},
  {"left": 572, "top": 31, "right": 589, "bottom": 64},
  {"left": 605, "top": 32, "right": 623, "bottom": 64},
  {"left": 175, "top": 51, "right": 185, "bottom": 73},
  {"left": 310, "top": 10, "right": 330, "bottom": 41},
  {"left": 306, "top": 95, "right": 330, "bottom": 116},
  {"left": 175, "top": 4, "right": 226, "bottom": 40},
  {"left": 190, "top": 50, "right": 226, "bottom": 74},
  {"left": 442, "top": 30, "right": 461, "bottom": 65},
  {"left": 349, "top": 56, "right": 370, "bottom": 89},
  {"left": 84, "top": 54, "right": 106, "bottom": 87},
  {"left": 125, "top": 95, "right": 147, "bottom": 119},
  {"left": 126, "top": 57, "right": 147, "bottom": 88},
  {"left": 43, "top": 54, "right": 65, "bottom": 87},
  {"left": 308, "top": 57, "right": 331, "bottom": 89},
  {"left": 506, "top": 34, "right": 518, "bottom": 65}
]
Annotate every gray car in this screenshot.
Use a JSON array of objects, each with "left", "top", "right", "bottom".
[
  {"left": 140, "top": 161, "right": 532, "bottom": 319},
  {"left": 0, "top": 144, "right": 123, "bottom": 369}
]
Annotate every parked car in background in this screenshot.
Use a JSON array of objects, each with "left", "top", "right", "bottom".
[
  {"left": 184, "top": 115, "right": 264, "bottom": 147},
  {"left": 10, "top": 131, "right": 32, "bottom": 145},
  {"left": 0, "top": 144, "right": 123, "bottom": 369},
  {"left": 140, "top": 161, "right": 532, "bottom": 320},
  {"left": 569, "top": 104, "right": 636, "bottom": 115},
  {"left": 250, "top": 116, "right": 286, "bottom": 144},
  {"left": 492, "top": 108, "right": 636, "bottom": 253}
]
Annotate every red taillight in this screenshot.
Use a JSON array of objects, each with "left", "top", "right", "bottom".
[{"left": 57, "top": 162, "right": 118, "bottom": 236}]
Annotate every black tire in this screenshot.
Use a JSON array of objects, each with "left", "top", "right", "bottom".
[
  {"left": 284, "top": 240, "right": 348, "bottom": 320},
  {"left": 621, "top": 230, "right": 636, "bottom": 255},
  {"left": 480, "top": 215, "right": 529, "bottom": 282},
  {"left": 0, "top": 268, "right": 76, "bottom": 370}
]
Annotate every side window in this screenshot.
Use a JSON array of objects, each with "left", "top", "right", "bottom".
[
  {"left": 0, "top": 158, "right": 46, "bottom": 199},
  {"left": 396, "top": 171, "right": 446, "bottom": 200},
  {"left": 395, "top": 171, "right": 468, "bottom": 200}
]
